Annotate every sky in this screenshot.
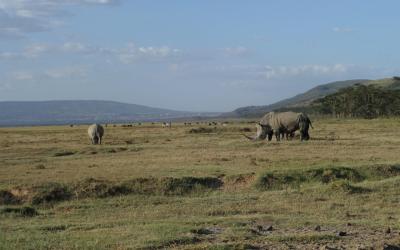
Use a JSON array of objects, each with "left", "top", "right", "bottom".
[{"left": 0, "top": 0, "right": 399, "bottom": 112}]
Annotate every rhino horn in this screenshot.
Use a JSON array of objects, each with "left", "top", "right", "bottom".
[
  {"left": 243, "top": 123, "right": 266, "bottom": 141},
  {"left": 242, "top": 133, "right": 258, "bottom": 141}
]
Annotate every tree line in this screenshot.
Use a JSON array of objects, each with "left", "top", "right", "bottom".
[{"left": 312, "top": 84, "right": 400, "bottom": 118}]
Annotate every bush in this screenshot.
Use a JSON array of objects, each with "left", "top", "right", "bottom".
[
  {"left": 256, "top": 167, "right": 364, "bottom": 191},
  {"left": 0, "top": 190, "right": 20, "bottom": 205},
  {"left": 1, "top": 206, "right": 38, "bottom": 217},
  {"left": 31, "top": 183, "right": 72, "bottom": 205}
]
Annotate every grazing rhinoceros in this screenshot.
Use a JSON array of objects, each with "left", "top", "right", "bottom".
[
  {"left": 245, "top": 111, "right": 313, "bottom": 141},
  {"left": 88, "top": 124, "right": 104, "bottom": 145}
]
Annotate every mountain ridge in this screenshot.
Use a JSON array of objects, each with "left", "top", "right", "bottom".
[{"left": 0, "top": 100, "right": 219, "bottom": 126}]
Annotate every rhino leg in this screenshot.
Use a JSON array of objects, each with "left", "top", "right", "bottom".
[
  {"left": 274, "top": 130, "right": 281, "bottom": 141},
  {"left": 300, "top": 130, "right": 310, "bottom": 141},
  {"left": 267, "top": 132, "right": 273, "bottom": 141}
]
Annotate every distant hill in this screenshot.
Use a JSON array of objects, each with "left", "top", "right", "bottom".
[
  {"left": 0, "top": 100, "right": 219, "bottom": 126},
  {"left": 228, "top": 77, "right": 400, "bottom": 117}
]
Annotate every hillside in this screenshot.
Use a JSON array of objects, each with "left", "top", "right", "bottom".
[
  {"left": 0, "top": 100, "right": 218, "bottom": 126},
  {"left": 229, "top": 77, "right": 400, "bottom": 117},
  {"left": 312, "top": 82, "right": 400, "bottom": 118}
]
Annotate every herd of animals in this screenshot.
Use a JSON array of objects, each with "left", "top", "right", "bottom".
[{"left": 87, "top": 111, "right": 313, "bottom": 145}]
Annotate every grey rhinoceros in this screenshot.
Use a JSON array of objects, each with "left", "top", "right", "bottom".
[
  {"left": 88, "top": 124, "right": 104, "bottom": 145},
  {"left": 244, "top": 111, "right": 313, "bottom": 141}
]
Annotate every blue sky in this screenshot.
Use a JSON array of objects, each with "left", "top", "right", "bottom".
[{"left": 0, "top": 0, "right": 399, "bottom": 111}]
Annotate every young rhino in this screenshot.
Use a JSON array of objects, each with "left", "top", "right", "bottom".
[{"left": 88, "top": 124, "right": 104, "bottom": 145}]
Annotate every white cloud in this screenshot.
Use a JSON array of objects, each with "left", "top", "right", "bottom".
[
  {"left": 261, "top": 64, "right": 349, "bottom": 79},
  {"left": 44, "top": 66, "right": 88, "bottom": 79},
  {"left": 0, "top": 51, "right": 20, "bottom": 59},
  {"left": 223, "top": 46, "right": 249, "bottom": 56},
  {"left": 118, "top": 43, "right": 181, "bottom": 64},
  {"left": 23, "top": 43, "right": 51, "bottom": 57},
  {"left": 61, "top": 42, "right": 101, "bottom": 54},
  {"left": 12, "top": 71, "right": 33, "bottom": 80},
  {"left": 332, "top": 27, "right": 353, "bottom": 33},
  {"left": 8, "top": 66, "right": 88, "bottom": 83},
  {"left": 0, "top": 43, "right": 52, "bottom": 59},
  {"left": 0, "top": 0, "right": 119, "bottom": 38},
  {"left": 0, "top": 41, "right": 182, "bottom": 64}
]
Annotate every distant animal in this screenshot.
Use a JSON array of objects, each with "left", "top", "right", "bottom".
[
  {"left": 244, "top": 111, "right": 312, "bottom": 141},
  {"left": 88, "top": 124, "right": 104, "bottom": 145},
  {"left": 162, "top": 122, "right": 171, "bottom": 128}
]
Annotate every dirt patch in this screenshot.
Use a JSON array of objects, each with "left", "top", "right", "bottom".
[{"left": 189, "top": 127, "right": 216, "bottom": 134}]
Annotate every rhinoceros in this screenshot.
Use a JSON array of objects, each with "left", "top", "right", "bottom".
[
  {"left": 245, "top": 111, "right": 312, "bottom": 141},
  {"left": 88, "top": 124, "right": 104, "bottom": 145}
]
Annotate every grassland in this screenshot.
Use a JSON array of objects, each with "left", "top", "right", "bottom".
[{"left": 1, "top": 118, "right": 400, "bottom": 249}]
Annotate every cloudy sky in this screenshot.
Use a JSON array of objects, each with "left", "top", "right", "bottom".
[{"left": 1, "top": 0, "right": 399, "bottom": 111}]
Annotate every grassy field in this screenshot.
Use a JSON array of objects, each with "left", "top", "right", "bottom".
[{"left": 1, "top": 118, "right": 400, "bottom": 249}]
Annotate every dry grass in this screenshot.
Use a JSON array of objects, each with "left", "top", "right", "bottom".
[{"left": 1, "top": 118, "right": 400, "bottom": 249}]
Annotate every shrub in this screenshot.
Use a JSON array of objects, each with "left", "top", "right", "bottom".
[
  {"left": 0, "top": 190, "right": 20, "bottom": 205},
  {"left": 1, "top": 206, "right": 38, "bottom": 217},
  {"left": 31, "top": 183, "right": 72, "bottom": 205}
]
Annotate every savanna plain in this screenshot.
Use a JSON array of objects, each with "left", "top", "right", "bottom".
[{"left": 1, "top": 118, "right": 400, "bottom": 249}]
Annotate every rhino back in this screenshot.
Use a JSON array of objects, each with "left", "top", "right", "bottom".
[{"left": 277, "top": 112, "right": 300, "bottom": 130}]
